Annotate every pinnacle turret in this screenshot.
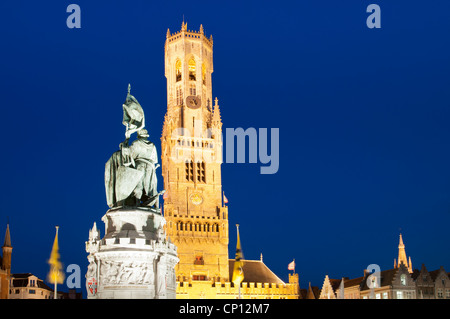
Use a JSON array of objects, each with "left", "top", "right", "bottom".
[{"left": 2, "top": 224, "right": 11, "bottom": 248}]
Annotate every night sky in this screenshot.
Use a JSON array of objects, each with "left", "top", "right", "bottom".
[{"left": 1, "top": 0, "right": 450, "bottom": 297}]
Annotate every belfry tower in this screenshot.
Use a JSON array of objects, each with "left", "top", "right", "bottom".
[{"left": 161, "top": 22, "right": 229, "bottom": 283}]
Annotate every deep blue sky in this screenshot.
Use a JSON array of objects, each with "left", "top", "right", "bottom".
[{"left": 1, "top": 0, "right": 450, "bottom": 296}]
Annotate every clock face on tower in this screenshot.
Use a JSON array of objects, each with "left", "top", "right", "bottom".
[
  {"left": 189, "top": 192, "right": 203, "bottom": 205},
  {"left": 186, "top": 95, "right": 201, "bottom": 109}
]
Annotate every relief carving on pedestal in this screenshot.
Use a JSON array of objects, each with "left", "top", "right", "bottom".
[{"left": 100, "top": 259, "right": 155, "bottom": 286}]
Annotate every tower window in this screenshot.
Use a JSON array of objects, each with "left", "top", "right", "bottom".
[
  {"left": 185, "top": 161, "right": 194, "bottom": 182},
  {"left": 194, "top": 255, "right": 204, "bottom": 265},
  {"left": 188, "top": 58, "right": 196, "bottom": 81},
  {"left": 197, "top": 162, "right": 206, "bottom": 183},
  {"left": 176, "top": 86, "right": 183, "bottom": 106},
  {"left": 189, "top": 83, "right": 196, "bottom": 96},
  {"left": 176, "top": 59, "right": 182, "bottom": 82},
  {"left": 202, "top": 63, "right": 206, "bottom": 85}
]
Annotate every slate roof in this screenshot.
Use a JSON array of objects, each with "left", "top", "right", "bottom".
[
  {"left": 429, "top": 267, "right": 449, "bottom": 281},
  {"left": 300, "top": 283, "right": 320, "bottom": 299},
  {"left": 360, "top": 268, "right": 399, "bottom": 291},
  {"left": 11, "top": 273, "right": 53, "bottom": 291},
  {"left": 228, "top": 259, "right": 285, "bottom": 285}
]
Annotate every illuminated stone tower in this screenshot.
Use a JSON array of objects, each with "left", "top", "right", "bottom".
[{"left": 161, "top": 22, "right": 229, "bottom": 283}]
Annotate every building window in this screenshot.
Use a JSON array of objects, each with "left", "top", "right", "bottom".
[
  {"left": 196, "top": 162, "right": 206, "bottom": 183},
  {"left": 400, "top": 274, "right": 406, "bottom": 286},
  {"left": 185, "top": 161, "right": 194, "bottom": 181},
  {"left": 382, "top": 292, "right": 388, "bottom": 299},
  {"left": 176, "top": 59, "right": 182, "bottom": 82},
  {"left": 202, "top": 63, "right": 206, "bottom": 85},
  {"left": 176, "top": 86, "right": 183, "bottom": 106},
  {"left": 189, "top": 83, "right": 196, "bottom": 96},
  {"left": 193, "top": 275, "right": 206, "bottom": 281},
  {"left": 29, "top": 289, "right": 36, "bottom": 294},
  {"left": 396, "top": 291, "right": 403, "bottom": 299},
  {"left": 194, "top": 255, "right": 204, "bottom": 265},
  {"left": 188, "top": 58, "right": 196, "bottom": 81}
]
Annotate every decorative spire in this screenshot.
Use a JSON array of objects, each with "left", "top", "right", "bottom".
[
  {"left": 306, "top": 282, "right": 316, "bottom": 299},
  {"left": 181, "top": 20, "right": 187, "bottom": 31},
  {"left": 199, "top": 24, "right": 204, "bottom": 34},
  {"left": 3, "top": 224, "right": 11, "bottom": 248},
  {"left": 399, "top": 233, "right": 405, "bottom": 248},
  {"left": 396, "top": 233, "right": 412, "bottom": 273},
  {"left": 212, "top": 97, "right": 222, "bottom": 126},
  {"left": 166, "top": 28, "right": 171, "bottom": 38},
  {"left": 89, "top": 222, "right": 99, "bottom": 242},
  {"left": 260, "top": 253, "right": 263, "bottom": 262}
]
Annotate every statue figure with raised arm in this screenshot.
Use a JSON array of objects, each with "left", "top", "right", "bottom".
[{"left": 105, "top": 84, "right": 164, "bottom": 209}]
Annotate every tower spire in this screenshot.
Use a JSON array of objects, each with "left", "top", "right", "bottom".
[
  {"left": 2, "top": 223, "right": 12, "bottom": 278},
  {"left": 396, "top": 233, "right": 412, "bottom": 273},
  {"left": 3, "top": 224, "right": 11, "bottom": 248}
]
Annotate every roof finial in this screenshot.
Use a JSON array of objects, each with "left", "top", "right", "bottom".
[
  {"left": 181, "top": 16, "right": 187, "bottom": 31},
  {"left": 200, "top": 24, "right": 204, "bottom": 34},
  {"left": 128, "top": 83, "right": 131, "bottom": 95}
]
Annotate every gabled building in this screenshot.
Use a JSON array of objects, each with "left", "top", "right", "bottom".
[
  {"left": 9, "top": 273, "right": 53, "bottom": 299},
  {"left": 324, "top": 263, "right": 416, "bottom": 299},
  {"left": 335, "top": 275, "right": 365, "bottom": 299},
  {"left": 428, "top": 266, "right": 450, "bottom": 299},
  {"left": 412, "top": 264, "right": 435, "bottom": 299},
  {"left": 319, "top": 275, "right": 341, "bottom": 299},
  {"left": 359, "top": 263, "right": 416, "bottom": 299}
]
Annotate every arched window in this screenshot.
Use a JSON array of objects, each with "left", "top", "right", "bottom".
[
  {"left": 175, "top": 59, "right": 182, "bottom": 82},
  {"left": 202, "top": 63, "right": 206, "bottom": 85},
  {"left": 188, "top": 58, "right": 196, "bottom": 81},
  {"left": 400, "top": 274, "right": 406, "bottom": 286}
]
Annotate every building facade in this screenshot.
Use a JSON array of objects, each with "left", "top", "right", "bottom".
[
  {"left": 412, "top": 264, "right": 450, "bottom": 299},
  {"left": 318, "top": 234, "right": 450, "bottom": 299},
  {"left": 161, "top": 22, "right": 299, "bottom": 299},
  {"left": 9, "top": 273, "right": 53, "bottom": 299}
]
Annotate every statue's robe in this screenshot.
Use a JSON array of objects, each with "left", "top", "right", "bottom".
[
  {"left": 129, "top": 139, "right": 158, "bottom": 200},
  {"left": 105, "top": 138, "right": 157, "bottom": 208}
]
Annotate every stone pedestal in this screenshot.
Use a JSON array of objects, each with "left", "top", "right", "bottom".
[{"left": 85, "top": 207, "right": 178, "bottom": 299}]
